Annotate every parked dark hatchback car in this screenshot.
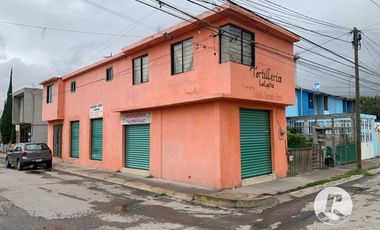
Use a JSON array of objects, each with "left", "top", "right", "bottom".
[{"left": 5, "top": 143, "right": 52, "bottom": 170}]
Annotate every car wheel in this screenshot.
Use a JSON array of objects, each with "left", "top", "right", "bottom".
[
  {"left": 45, "top": 161, "right": 52, "bottom": 170},
  {"left": 16, "top": 159, "right": 23, "bottom": 171},
  {"left": 5, "top": 158, "right": 11, "bottom": 168}
]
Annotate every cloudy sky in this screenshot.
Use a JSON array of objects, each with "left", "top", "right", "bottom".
[{"left": 0, "top": 0, "right": 379, "bottom": 113}]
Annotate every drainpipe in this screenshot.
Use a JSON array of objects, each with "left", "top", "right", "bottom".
[{"left": 294, "top": 54, "right": 302, "bottom": 116}]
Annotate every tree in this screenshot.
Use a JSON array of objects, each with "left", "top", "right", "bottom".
[
  {"left": 361, "top": 96, "right": 380, "bottom": 121},
  {"left": 0, "top": 68, "right": 16, "bottom": 144}
]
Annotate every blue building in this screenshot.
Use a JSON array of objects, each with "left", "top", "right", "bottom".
[
  {"left": 286, "top": 88, "right": 354, "bottom": 117},
  {"left": 286, "top": 87, "right": 378, "bottom": 160}
]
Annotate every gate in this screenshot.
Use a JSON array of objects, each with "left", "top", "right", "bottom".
[{"left": 53, "top": 124, "right": 63, "bottom": 158}]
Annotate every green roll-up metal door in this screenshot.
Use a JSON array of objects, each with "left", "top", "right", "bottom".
[
  {"left": 240, "top": 109, "right": 272, "bottom": 178},
  {"left": 91, "top": 119, "right": 103, "bottom": 160},
  {"left": 125, "top": 124, "right": 150, "bottom": 170},
  {"left": 71, "top": 121, "right": 80, "bottom": 158}
]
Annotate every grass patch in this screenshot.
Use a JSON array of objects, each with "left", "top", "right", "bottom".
[
  {"left": 145, "top": 175, "right": 153, "bottom": 178},
  {"left": 278, "top": 168, "right": 370, "bottom": 195},
  {"left": 365, "top": 164, "right": 380, "bottom": 171}
]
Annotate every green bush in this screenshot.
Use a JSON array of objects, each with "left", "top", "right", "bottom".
[{"left": 287, "top": 129, "right": 312, "bottom": 148}]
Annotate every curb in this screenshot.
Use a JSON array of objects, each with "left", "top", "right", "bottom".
[
  {"left": 0, "top": 153, "right": 195, "bottom": 202},
  {"left": 193, "top": 193, "right": 277, "bottom": 208},
  {"left": 2, "top": 152, "right": 379, "bottom": 209},
  {"left": 287, "top": 174, "right": 363, "bottom": 199},
  {"left": 52, "top": 166, "right": 195, "bottom": 202}
]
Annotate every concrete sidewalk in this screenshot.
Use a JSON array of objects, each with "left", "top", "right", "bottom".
[{"left": 0, "top": 152, "right": 379, "bottom": 208}]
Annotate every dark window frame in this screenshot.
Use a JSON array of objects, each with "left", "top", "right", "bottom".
[
  {"left": 219, "top": 24, "right": 256, "bottom": 67},
  {"left": 308, "top": 93, "right": 314, "bottom": 109},
  {"left": 70, "top": 81, "right": 76, "bottom": 93},
  {"left": 323, "top": 96, "right": 329, "bottom": 111},
  {"left": 46, "top": 84, "right": 53, "bottom": 103},
  {"left": 106, "top": 67, "right": 113, "bottom": 81},
  {"left": 132, "top": 54, "right": 149, "bottom": 85},
  {"left": 171, "top": 37, "right": 194, "bottom": 75}
]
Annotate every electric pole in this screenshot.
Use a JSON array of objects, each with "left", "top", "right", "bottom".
[{"left": 352, "top": 27, "right": 362, "bottom": 169}]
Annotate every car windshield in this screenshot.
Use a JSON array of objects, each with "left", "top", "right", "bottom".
[{"left": 25, "top": 144, "right": 48, "bottom": 151}]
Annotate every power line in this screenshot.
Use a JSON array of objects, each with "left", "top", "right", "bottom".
[
  {"left": 218, "top": 0, "right": 351, "bottom": 42},
  {"left": 254, "top": 0, "right": 350, "bottom": 30},
  {"left": 0, "top": 20, "right": 144, "bottom": 38},
  {"left": 297, "top": 33, "right": 349, "bottom": 54},
  {"left": 190, "top": 0, "right": 380, "bottom": 78},
  {"left": 370, "top": 0, "right": 380, "bottom": 8},
  {"left": 80, "top": 0, "right": 159, "bottom": 32},
  {"left": 134, "top": 0, "right": 296, "bottom": 60}
]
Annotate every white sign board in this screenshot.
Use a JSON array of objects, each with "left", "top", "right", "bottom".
[
  {"left": 121, "top": 112, "right": 152, "bottom": 125},
  {"left": 89, "top": 104, "right": 103, "bottom": 119}
]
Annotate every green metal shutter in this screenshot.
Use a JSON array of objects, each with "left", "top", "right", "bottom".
[
  {"left": 71, "top": 121, "right": 80, "bottom": 158},
  {"left": 240, "top": 109, "right": 272, "bottom": 178},
  {"left": 125, "top": 124, "right": 150, "bottom": 170},
  {"left": 91, "top": 119, "right": 103, "bottom": 160}
]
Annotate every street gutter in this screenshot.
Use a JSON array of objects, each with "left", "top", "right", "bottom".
[{"left": 1, "top": 152, "right": 379, "bottom": 209}]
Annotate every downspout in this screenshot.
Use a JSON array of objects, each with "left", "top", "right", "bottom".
[{"left": 294, "top": 53, "right": 301, "bottom": 116}]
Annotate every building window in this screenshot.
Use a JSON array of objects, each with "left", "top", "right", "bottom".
[
  {"left": 133, "top": 55, "right": 149, "bottom": 84},
  {"left": 70, "top": 81, "right": 76, "bottom": 93},
  {"left": 343, "top": 100, "right": 347, "bottom": 113},
  {"left": 308, "top": 93, "right": 314, "bottom": 109},
  {"left": 323, "top": 96, "right": 329, "bottom": 111},
  {"left": 106, "top": 67, "right": 113, "bottom": 81},
  {"left": 46, "top": 85, "right": 53, "bottom": 103},
  {"left": 220, "top": 24, "right": 254, "bottom": 66},
  {"left": 171, "top": 38, "right": 193, "bottom": 75}
]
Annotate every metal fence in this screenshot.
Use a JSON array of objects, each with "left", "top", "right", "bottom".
[{"left": 287, "top": 114, "right": 360, "bottom": 166}]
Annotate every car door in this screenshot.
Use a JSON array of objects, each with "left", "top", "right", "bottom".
[{"left": 9, "top": 145, "right": 22, "bottom": 165}]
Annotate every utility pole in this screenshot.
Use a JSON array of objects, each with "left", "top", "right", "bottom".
[{"left": 352, "top": 27, "right": 362, "bottom": 169}]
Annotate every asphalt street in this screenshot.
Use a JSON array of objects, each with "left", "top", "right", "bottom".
[{"left": 0, "top": 161, "right": 379, "bottom": 230}]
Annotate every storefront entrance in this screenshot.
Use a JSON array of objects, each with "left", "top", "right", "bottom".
[{"left": 240, "top": 108, "right": 272, "bottom": 178}]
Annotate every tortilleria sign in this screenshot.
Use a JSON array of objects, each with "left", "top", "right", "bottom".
[
  {"left": 89, "top": 104, "right": 103, "bottom": 119},
  {"left": 253, "top": 67, "right": 282, "bottom": 89},
  {"left": 121, "top": 112, "right": 152, "bottom": 125}
]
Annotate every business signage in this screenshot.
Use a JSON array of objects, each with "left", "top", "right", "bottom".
[
  {"left": 253, "top": 67, "right": 283, "bottom": 89},
  {"left": 121, "top": 112, "right": 152, "bottom": 125},
  {"left": 89, "top": 104, "right": 103, "bottom": 119}
]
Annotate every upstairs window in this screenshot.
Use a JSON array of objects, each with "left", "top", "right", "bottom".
[
  {"left": 171, "top": 38, "right": 193, "bottom": 75},
  {"left": 46, "top": 85, "right": 53, "bottom": 103},
  {"left": 106, "top": 67, "right": 113, "bottom": 81},
  {"left": 308, "top": 93, "right": 314, "bottom": 109},
  {"left": 70, "top": 81, "right": 76, "bottom": 93},
  {"left": 220, "top": 24, "right": 254, "bottom": 66},
  {"left": 133, "top": 55, "right": 149, "bottom": 84},
  {"left": 323, "top": 96, "right": 329, "bottom": 111}
]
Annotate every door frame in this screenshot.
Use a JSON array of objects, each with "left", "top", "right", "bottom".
[{"left": 53, "top": 123, "right": 63, "bottom": 158}]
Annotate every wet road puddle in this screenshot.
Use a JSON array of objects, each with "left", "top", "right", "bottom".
[{"left": 112, "top": 203, "right": 143, "bottom": 214}]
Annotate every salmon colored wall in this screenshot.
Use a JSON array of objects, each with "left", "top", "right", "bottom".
[
  {"left": 218, "top": 100, "right": 288, "bottom": 188},
  {"left": 151, "top": 102, "right": 221, "bottom": 188},
  {"left": 42, "top": 79, "right": 65, "bottom": 121},
  {"left": 42, "top": 17, "right": 295, "bottom": 118},
  {"left": 41, "top": 14, "right": 295, "bottom": 188}
]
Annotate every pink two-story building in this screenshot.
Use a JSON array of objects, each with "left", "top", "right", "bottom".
[{"left": 41, "top": 3, "right": 299, "bottom": 189}]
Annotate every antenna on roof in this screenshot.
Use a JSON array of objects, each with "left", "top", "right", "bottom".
[
  {"left": 104, "top": 52, "right": 112, "bottom": 58},
  {"left": 157, "top": 25, "right": 163, "bottom": 33}
]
